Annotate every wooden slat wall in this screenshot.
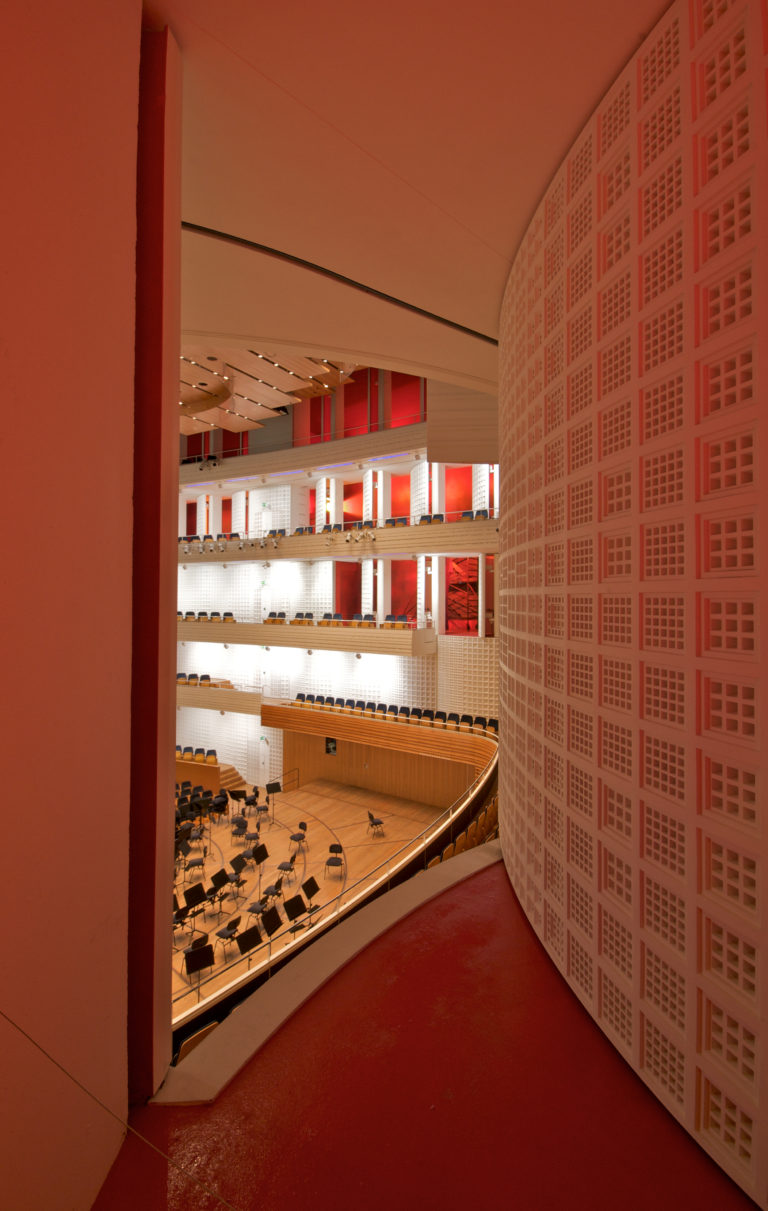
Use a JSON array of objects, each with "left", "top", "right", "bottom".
[
  {"left": 283, "top": 731, "right": 473, "bottom": 808},
  {"left": 175, "top": 759, "right": 220, "bottom": 791},
  {"left": 177, "top": 621, "right": 436, "bottom": 657},
  {"left": 178, "top": 422, "right": 428, "bottom": 487},
  {"left": 176, "top": 685, "right": 262, "bottom": 714},
  {"left": 425, "top": 381, "right": 498, "bottom": 464},
  {"left": 262, "top": 702, "right": 496, "bottom": 776}
]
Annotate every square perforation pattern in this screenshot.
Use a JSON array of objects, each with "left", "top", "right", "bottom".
[
  {"left": 601, "top": 971, "right": 634, "bottom": 1047},
  {"left": 641, "top": 17, "right": 680, "bottom": 105},
  {"left": 599, "top": 81, "right": 631, "bottom": 156},
  {"left": 498, "top": 4, "right": 766, "bottom": 1196},
  {"left": 703, "top": 597, "right": 756, "bottom": 654},
  {"left": 642, "top": 376, "right": 685, "bottom": 440}
]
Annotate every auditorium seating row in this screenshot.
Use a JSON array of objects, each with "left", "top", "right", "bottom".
[
  {"left": 178, "top": 611, "right": 236, "bottom": 622},
  {"left": 294, "top": 694, "right": 498, "bottom": 732},
  {"left": 178, "top": 610, "right": 416, "bottom": 627},
  {"left": 427, "top": 797, "right": 499, "bottom": 868},
  {"left": 177, "top": 509, "right": 492, "bottom": 548},
  {"left": 176, "top": 744, "right": 218, "bottom": 763}
]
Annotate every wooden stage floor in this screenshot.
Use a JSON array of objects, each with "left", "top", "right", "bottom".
[{"left": 173, "top": 779, "right": 443, "bottom": 1019}]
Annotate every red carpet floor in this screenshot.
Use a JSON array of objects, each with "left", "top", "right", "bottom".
[{"left": 94, "top": 864, "right": 758, "bottom": 1210}]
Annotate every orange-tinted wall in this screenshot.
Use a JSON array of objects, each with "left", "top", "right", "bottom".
[{"left": 0, "top": 1, "right": 142, "bottom": 1207}]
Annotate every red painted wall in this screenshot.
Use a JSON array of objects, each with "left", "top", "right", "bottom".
[
  {"left": 391, "top": 560, "right": 417, "bottom": 618},
  {"left": 185, "top": 501, "right": 197, "bottom": 535},
  {"left": 445, "top": 465, "right": 473, "bottom": 517},
  {"left": 391, "top": 372, "right": 422, "bottom": 427},
  {"left": 390, "top": 474, "right": 410, "bottom": 521},
  {"left": 335, "top": 562, "right": 361, "bottom": 619},
  {"left": 2, "top": 1, "right": 142, "bottom": 1206},
  {"left": 343, "top": 481, "right": 363, "bottom": 523},
  {"left": 343, "top": 371, "right": 368, "bottom": 436}
]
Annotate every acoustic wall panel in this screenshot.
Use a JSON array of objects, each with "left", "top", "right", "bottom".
[{"left": 498, "top": 1, "right": 767, "bottom": 1202}]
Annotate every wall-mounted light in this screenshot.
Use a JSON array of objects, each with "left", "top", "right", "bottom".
[
  {"left": 355, "top": 653, "right": 361, "bottom": 660},
  {"left": 224, "top": 643, "right": 229, "bottom": 650},
  {"left": 307, "top": 650, "right": 313, "bottom": 655}
]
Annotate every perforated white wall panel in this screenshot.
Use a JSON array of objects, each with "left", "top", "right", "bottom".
[
  {"left": 498, "top": 3, "right": 768, "bottom": 1201},
  {"left": 437, "top": 636, "right": 498, "bottom": 717}
]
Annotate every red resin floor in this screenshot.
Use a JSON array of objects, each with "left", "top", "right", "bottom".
[{"left": 94, "top": 864, "right": 758, "bottom": 1210}]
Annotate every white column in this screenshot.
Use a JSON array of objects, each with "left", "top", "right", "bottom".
[
  {"left": 377, "top": 558, "right": 391, "bottom": 623},
  {"left": 315, "top": 477, "right": 328, "bottom": 531},
  {"left": 363, "top": 469, "right": 375, "bottom": 521},
  {"left": 208, "top": 494, "right": 223, "bottom": 536},
  {"left": 493, "top": 464, "right": 500, "bottom": 516},
  {"left": 432, "top": 555, "right": 445, "bottom": 634},
  {"left": 361, "top": 559, "right": 374, "bottom": 614},
  {"left": 231, "top": 490, "right": 246, "bottom": 536},
  {"left": 472, "top": 464, "right": 490, "bottom": 513},
  {"left": 327, "top": 477, "right": 343, "bottom": 526},
  {"left": 377, "top": 470, "right": 391, "bottom": 524},
  {"left": 417, "top": 555, "right": 427, "bottom": 627},
  {"left": 195, "top": 494, "right": 207, "bottom": 536},
  {"left": 410, "top": 460, "right": 429, "bottom": 524},
  {"left": 431, "top": 462, "right": 446, "bottom": 518},
  {"left": 478, "top": 553, "right": 486, "bottom": 638},
  {"left": 178, "top": 495, "right": 188, "bottom": 537}
]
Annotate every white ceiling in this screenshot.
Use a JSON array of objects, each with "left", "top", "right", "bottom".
[{"left": 147, "top": 0, "right": 672, "bottom": 389}]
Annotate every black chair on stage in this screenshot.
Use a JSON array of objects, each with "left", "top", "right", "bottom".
[
  {"left": 277, "top": 852, "right": 297, "bottom": 882},
  {"left": 290, "top": 822, "right": 308, "bottom": 852},
  {"left": 367, "top": 810, "right": 384, "bottom": 836},
  {"left": 227, "top": 853, "right": 248, "bottom": 900},
  {"left": 325, "top": 843, "right": 344, "bottom": 878},
  {"left": 184, "top": 844, "right": 207, "bottom": 880},
  {"left": 262, "top": 874, "right": 284, "bottom": 903},
  {"left": 214, "top": 915, "right": 241, "bottom": 953},
  {"left": 231, "top": 815, "right": 248, "bottom": 843}
]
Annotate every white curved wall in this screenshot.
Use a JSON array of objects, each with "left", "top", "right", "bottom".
[{"left": 498, "top": 2, "right": 768, "bottom": 1203}]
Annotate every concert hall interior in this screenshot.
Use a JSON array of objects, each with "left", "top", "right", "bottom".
[{"left": 5, "top": 1, "right": 768, "bottom": 1208}]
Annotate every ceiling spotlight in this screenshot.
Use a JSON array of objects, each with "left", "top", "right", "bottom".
[
  {"left": 355, "top": 653, "right": 361, "bottom": 660},
  {"left": 307, "top": 649, "right": 313, "bottom": 656}
]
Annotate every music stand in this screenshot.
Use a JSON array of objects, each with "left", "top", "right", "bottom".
[
  {"left": 301, "top": 875, "right": 321, "bottom": 916},
  {"left": 236, "top": 923, "right": 262, "bottom": 968},
  {"left": 184, "top": 943, "right": 215, "bottom": 999},
  {"left": 253, "top": 842, "right": 269, "bottom": 898},
  {"left": 266, "top": 780, "right": 281, "bottom": 823},
  {"left": 283, "top": 893, "right": 307, "bottom": 933},
  {"left": 183, "top": 881, "right": 207, "bottom": 931},
  {"left": 261, "top": 904, "right": 282, "bottom": 938},
  {"left": 205, "top": 868, "right": 229, "bottom": 916}
]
